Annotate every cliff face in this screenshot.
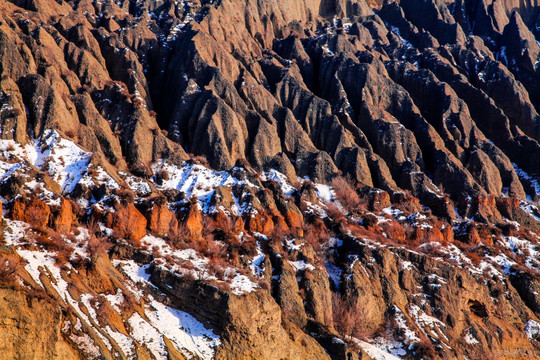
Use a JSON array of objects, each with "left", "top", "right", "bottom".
[{"left": 0, "top": 0, "right": 539, "bottom": 358}]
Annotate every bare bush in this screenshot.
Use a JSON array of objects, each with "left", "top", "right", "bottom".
[
  {"left": 325, "top": 202, "right": 346, "bottom": 225},
  {"left": 0, "top": 254, "right": 22, "bottom": 285},
  {"left": 155, "top": 168, "right": 170, "bottom": 185},
  {"left": 303, "top": 222, "right": 331, "bottom": 256},
  {"left": 331, "top": 176, "right": 361, "bottom": 214},
  {"left": 379, "top": 221, "right": 406, "bottom": 243},
  {"left": 332, "top": 293, "right": 368, "bottom": 342},
  {"left": 87, "top": 234, "right": 112, "bottom": 261},
  {"left": 120, "top": 290, "right": 139, "bottom": 315},
  {"left": 25, "top": 203, "right": 49, "bottom": 230},
  {"left": 190, "top": 154, "right": 210, "bottom": 168},
  {"left": 64, "top": 129, "right": 77, "bottom": 139},
  {"left": 33, "top": 231, "right": 74, "bottom": 266},
  {"left": 414, "top": 337, "right": 437, "bottom": 358},
  {"left": 258, "top": 278, "right": 271, "bottom": 290}
]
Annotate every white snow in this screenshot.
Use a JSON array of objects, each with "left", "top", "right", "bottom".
[
  {"left": 325, "top": 261, "right": 343, "bottom": 287},
  {"left": 0, "top": 130, "right": 118, "bottom": 196},
  {"left": 105, "top": 326, "right": 135, "bottom": 358},
  {"left": 401, "top": 260, "right": 414, "bottom": 271},
  {"left": 2, "top": 219, "right": 31, "bottom": 246},
  {"left": 116, "top": 259, "right": 221, "bottom": 359},
  {"left": 249, "top": 246, "right": 266, "bottom": 278},
  {"left": 355, "top": 340, "right": 401, "bottom": 360},
  {"left": 229, "top": 274, "right": 258, "bottom": 295},
  {"left": 31, "top": 130, "right": 92, "bottom": 193},
  {"left": 152, "top": 162, "right": 261, "bottom": 214},
  {"left": 381, "top": 207, "right": 403, "bottom": 218},
  {"left": 16, "top": 248, "right": 113, "bottom": 350},
  {"left": 128, "top": 313, "right": 168, "bottom": 359},
  {"left": 69, "top": 327, "right": 102, "bottom": 359},
  {"left": 122, "top": 173, "right": 152, "bottom": 196},
  {"left": 393, "top": 305, "right": 420, "bottom": 344},
  {"left": 289, "top": 260, "right": 316, "bottom": 272},
  {"left": 133, "top": 234, "right": 259, "bottom": 294},
  {"left": 264, "top": 169, "right": 297, "bottom": 196},
  {"left": 525, "top": 320, "right": 540, "bottom": 339},
  {"left": 464, "top": 327, "right": 479, "bottom": 345},
  {"left": 145, "top": 300, "right": 220, "bottom": 359},
  {"left": 409, "top": 304, "right": 446, "bottom": 339},
  {"left": 315, "top": 183, "right": 334, "bottom": 203}
]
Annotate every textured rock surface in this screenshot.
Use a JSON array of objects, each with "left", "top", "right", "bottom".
[{"left": 0, "top": 0, "right": 539, "bottom": 358}]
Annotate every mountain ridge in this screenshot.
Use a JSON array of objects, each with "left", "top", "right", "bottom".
[{"left": 0, "top": 0, "right": 539, "bottom": 358}]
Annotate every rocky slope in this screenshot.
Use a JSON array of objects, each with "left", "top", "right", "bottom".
[{"left": 0, "top": 0, "right": 540, "bottom": 358}]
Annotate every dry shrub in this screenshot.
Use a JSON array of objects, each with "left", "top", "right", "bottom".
[
  {"left": 120, "top": 290, "right": 139, "bottom": 315},
  {"left": 25, "top": 203, "right": 49, "bottom": 230},
  {"left": 87, "top": 234, "right": 112, "bottom": 260},
  {"left": 65, "top": 233, "right": 77, "bottom": 242},
  {"left": 207, "top": 238, "right": 228, "bottom": 258},
  {"left": 467, "top": 251, "right": 482, "bottom": 266},
  {"left": 70, "top": 253, "right": 85, "bottom": 268},
  {"left": 207, "top": 215, "right": 257, "bottom": 260},
  {"left": 115, "top": 81, "right": 130, "bottom": 97},
  {"left": 56, "top": 246, "right": 74, "bottom": 266},
  {"left": 155, "top": 168, "right": 170, "bottom": 184},
  {"left": 171, "top": 224, "right": 228, "bottom": 260},
  {"left": 64, "top": 129, "right": 77, "bottom": 139},
  {"left": 362, "top": 214, "right": 379, "bottom": 229},
  {"left": 169, "top": 226, "right": 191, "bottom": 250},
  {"left": 331, "top": 176, "right": 361, "bottom": 214},
  {"left": 87, "top": 219, "right": 101, "bottom": 236},
  {"left": 343, "top": 222, "right": 389, "bottom": 246},
  {"left": 129, "top": 161, "right": 152, "bottom": 178},
  {"left": 34, "top": 231, "right": 74, "bottom": 266},
  {"left": 214, "top": 279, "right": 231, "bottom": 292},
  {"left": 114, "top": 187, "right": 135, "bottom": 204},
  {"left": 228, "top": 236, "right": 258, "bottom": 261},
  {"left": 180, "top": 260, "right": 195, "bottom": 271},
  {"left": 379, "top": 221, "right": 406, "bottom": 243},
  {"left": 418, "top": 242, "right": 451, "bottom": 261},
  {"left": 303, "top": 222, "right": 331, "bottom": 256},
  {"left": 0, "top": 254, "right": 22, "bottom": 286},
  {"left": 456, "top": 242, "right": 485, "bottom": 266},
  {"left": 207, "top": 256, "right": 227, "bottom": 279},
  {"left": 325, "top": 202, "right": 346, "bottom": 225},
  {"left": 332, "top": 293, "right": 368, "bottom": 342},
  {"left": 413, "top": 337, "right": 437, "bottom": 358},
  {"left": 190, "top": 155, "right": 210, "bottom": 168},
  {"left": 267, "top": 223, "right": 291, "bottom": 243},
  {"left": 258, "top": 278, "right": 271, "bottom": 290}
]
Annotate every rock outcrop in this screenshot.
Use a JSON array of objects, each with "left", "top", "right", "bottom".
[{"left": 0, "top": 0, "right": 539, "bottom": 358}]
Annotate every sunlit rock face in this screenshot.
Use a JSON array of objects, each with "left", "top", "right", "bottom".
[{"left": 0, "top": 0, "right": 539, "bottom": 358}]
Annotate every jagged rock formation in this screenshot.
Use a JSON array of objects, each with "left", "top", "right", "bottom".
[{"left": 0, "top": 0, "right": 539, "bottom": 359}]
